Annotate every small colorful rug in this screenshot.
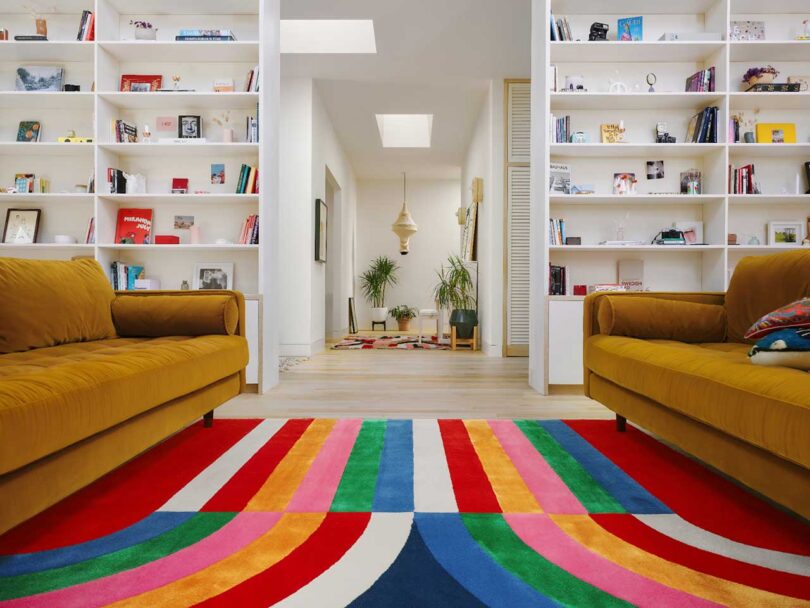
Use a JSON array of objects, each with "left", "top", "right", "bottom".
[
  {"left": 1, "top": 419, "right": 808, "bottom": 607},
  {"left": 333, "top": 335, "right": 449, "bottom": 350}
]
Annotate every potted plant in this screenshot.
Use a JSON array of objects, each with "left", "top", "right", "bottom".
[
  {"left": 389, "top": 305, "right": 417, "bottom": 332},
  {"left": 743, "top": 65, "right": 779, "bottom": 88},
  {"left": 359, "top": 256, "right": 399, "bottom": 324},
  {"left": 130, "top": 20, "right": 157, "bottom": 40},
  {"left": 433, "top": 255, "right": 477, "bottom": 339}
]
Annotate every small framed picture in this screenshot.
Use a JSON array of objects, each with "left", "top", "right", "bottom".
[
  {"left": 120, "top": 74, "right": 162, "bottom": 92},
  {"left": 17, "top": 121, "right": 41, "bottom": 142},
  {"left": 315, "top": 198, "right": 327, "bottom": 262},
  {"left": 15, "top": 66, "right": 64, "bottom": 92},
  {"left": 768, "top": 221, "right": 804, "bottom": 247},
  {"left": 193, "top": 262, "right": 234, "bottom": 290},
  {"left": 646, "top": 160, "right": 664, "bottom": 180},
  {"left": 211, "top": 163, "right": 225, "bottom": 184},
  {"left": 3, "top": 208, "right": 41, "bottom": 244},
  {"left": 174, "top": 215, "right": 194, "bottom": 229},
  {"left": 179, "top": 115, "right": 202, "bottom": 139}
]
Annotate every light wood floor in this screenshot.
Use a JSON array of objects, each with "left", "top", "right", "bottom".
[{"left": 218, "top": 348, "right": 612, "bottom": 419}]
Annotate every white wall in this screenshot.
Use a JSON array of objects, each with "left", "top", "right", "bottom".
[{"left": 355, "top": 179, "right": 461, "bottom": 330}]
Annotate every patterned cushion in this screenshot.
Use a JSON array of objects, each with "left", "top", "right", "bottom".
[
  {"left": 748, "top": 328, "right": 810, "bottom": 370},
  {"left": 744, "top": 298, "right": 810, "bottom": 340}
]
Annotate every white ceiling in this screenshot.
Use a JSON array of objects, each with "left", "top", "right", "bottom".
[{"left": 281, "top": 0, "right": 531, "bottom": 179}]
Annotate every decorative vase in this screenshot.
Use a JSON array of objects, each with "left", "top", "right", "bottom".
[
  {"left": 450, "top": 309, "right": 478, "bottom": 340},
  {"left": 134, "top": 27, "right": 157, "bottom": 40},
  {"left": 222, "top": 128, "right": 234, "bottom": 143},
  {"left": 371, "top": 307, "right": 388, "bottom": 323},
  {"left": 397, "top": 319, "right": 410, "bottom": 332}
]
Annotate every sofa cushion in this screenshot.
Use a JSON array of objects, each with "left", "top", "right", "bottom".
[
  {"left": 0, "top": 258, "right": 116, "bottom": 354},
  {"left": 725, "top": 250, "right": 810, "bottom": 343},
  {"left": 0, "top": 335, "right": 248, "bottom": 474},
  {"left": 112, "top": 294, "right": 239, "bottom": 337},
  {"left": 586, "top": 335, "right": 810, "bottom": 468},
  {"left": 745, "top": 298, "right": 810, "bottom": 340}
]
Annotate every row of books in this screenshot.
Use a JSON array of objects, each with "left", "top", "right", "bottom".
[
  {"left": 685, "top": 67, "right": 715, "bottom": 92},
  {"left": 549, "top": 264, "right": 569, "bottom": 296},
  {"left": 245, "top": 66, "right": 260, "bottom": 92},
  {"left": 175, "top": 29, "right": 236, "bottom": 41},
  {"left": 550, "top": 114, "right": 571, "bottom": 144},
  {"left": 549, "top": 15, "right": 573, "bottom": 41},
  {"left": 112, "top": 120, "right": 138, "bottom": 143},
  {"left": 107, "top": 168, "right": 127, "bottom": 194},
  {"left": 111, "top": 262, "right": 144, "bottom": 291},
  {"left": 236, "top": 164, "right": 259, "bottom": 194},
  {"left": 549, "top": 218, "right": 568, "bottom": 246},
  {"left": 239, "top": 214, "right": 260, "bottom": 245},
  {"left": 686, "top": 106, "right": 719, "bottom": 143},
  {"left": 246, "top": 113, "right": 259, "bottom": 143},
  {"left": 729, "top": 164, "right": 761, "bottom": 194},
  {"left": 76, "top": 10, "right": 95, "bottom": 41}
]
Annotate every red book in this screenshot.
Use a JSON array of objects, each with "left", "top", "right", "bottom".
[{"left": 115, "top": 208, "right": 153, "bottom": 244}]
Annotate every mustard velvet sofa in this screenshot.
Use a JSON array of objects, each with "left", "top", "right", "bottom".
[
  {"left": 583, "top": 250, "right": 810, "bottom": 518},
  {"left": 0, "top": 258, "right": 249, "bottom": 534}
]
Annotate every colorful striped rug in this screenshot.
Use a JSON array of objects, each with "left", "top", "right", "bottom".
[{"left": 0, "top": 419, "right": 808, "bottom": 607}]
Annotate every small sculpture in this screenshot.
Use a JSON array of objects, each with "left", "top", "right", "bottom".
[
  {"left": 142, "top": 125, "right": 152, "bottom": 143},
  {"left": 646, "top": 73, "right": 657, "bottom": 92}
]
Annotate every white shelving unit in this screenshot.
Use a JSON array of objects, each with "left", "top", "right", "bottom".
[
  {"left": 0, "top": 0, "right": 274, "bottom": 389},
  {"left": 538, "top": 0, "right": 810, "bottom": 388}
]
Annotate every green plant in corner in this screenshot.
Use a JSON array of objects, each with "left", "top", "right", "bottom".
[
  {"left": 360, "top": 255, "right": 399, "bottom": 323},
  {"left": 433, "top": 255, "right": 477, "bottom": 339}
]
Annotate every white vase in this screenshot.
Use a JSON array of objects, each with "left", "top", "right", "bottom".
[
  {"left": 222, "top": 128, "right": 234, "bottom": 143},
  {"left": 371, "top": 307, "right": 388, "bottom": 323},
  {"left": 134, "top": 28, "right": 157, "bottom": 40}
]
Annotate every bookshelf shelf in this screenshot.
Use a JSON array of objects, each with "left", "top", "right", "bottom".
[
  {"left": 0, "top": 92, "right": 94, "bottom": 110},
  {"left": 98, "top": 92, "right": 259, "bottom": 110},
  {"left": 98, "top": 41, "right": 259, "bottom": 63},
  {"left": 550, "top": 41, "right": 725, "bottom": 63},
  {"left": 550, "top": 143, "right": 725, "bottom": 158},
  {"left": 99, "top": 143, "right": 259, "bottom": 157},
  {"left": 549, "top": 245, "right": 726, "bottom": 252},
  {"left": 0, "top": 41, "right": 94, "bottom": 62},
  {"left": 550, "top": 92, "right": 724, "bottom": 111},
  {"left": 728, "top": 92, "right": 810, "bottom": 110},
  {"left": 0, "top": 143, "right": 94, "bottom": 156},
  {"left": 728, "top": 144, "right": 810, "bottom": 158},
  {"left": 550, "top": 195, "right": 724, "bottom": 206},
  {"left": 98, "top": 194, "right": 259, "bottom": 205}
]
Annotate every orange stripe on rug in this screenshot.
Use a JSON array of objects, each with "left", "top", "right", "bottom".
[
  {"left": 246, "top": 419, "right": 337, "bottom": 511},
  {"left": 463, "top": 420, "right": 542, "bottom": 513},
  {"left": 107, "top": 513, "right": 325, "bottom": 608}
]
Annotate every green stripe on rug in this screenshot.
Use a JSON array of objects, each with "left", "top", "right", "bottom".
[
  {"left": 331, "top": 419, "right": 386, "bottom": 511},
  {"left": 515, "top": 420, "right": 624, "bottom": 513},
  {"left": 462, "top": 513, "right": 632, "bottom": 608},
  {"left": 0, "top": 512, "right": 234, "bottom": 600}
]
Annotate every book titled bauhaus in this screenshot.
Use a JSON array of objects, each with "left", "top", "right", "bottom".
[{"left": 115, "top": 208, "right": 153, "bottom": 244}]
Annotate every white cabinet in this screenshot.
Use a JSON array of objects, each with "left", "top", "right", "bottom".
[{"left": 548, "top": 300, "right": 584, "bottom": 385}]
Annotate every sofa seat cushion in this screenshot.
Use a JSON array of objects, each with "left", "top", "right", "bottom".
[
  {"left": 0, "top": 335, "right": 248, "bottom": 474},
  {"left": 586, "top": 335, "right": 810, "bottom": 468}
]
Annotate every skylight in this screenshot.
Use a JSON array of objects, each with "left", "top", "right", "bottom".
[
  {"left": 280, "top": 20, "right": 377, "bottom": 54},
  {"left": 375, "top": 114, "right": 434, "bottom": 148}
]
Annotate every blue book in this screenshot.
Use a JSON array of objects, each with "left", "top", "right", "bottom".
[{"left": 618, "top": 17, "right": 643, "bottom": 41}]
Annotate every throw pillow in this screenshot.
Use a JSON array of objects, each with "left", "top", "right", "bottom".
[
  {"left": 748, "top": 328, "right": 810, "bottom": 370},
  {"left": 744, "top": 298, "right": 810, "bottom": 340}
]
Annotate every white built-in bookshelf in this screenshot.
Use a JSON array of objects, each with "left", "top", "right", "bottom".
[
  {"left": 538, "top": 0, "right": 810, "bottom": 386},
  {"left": 0, "top": 0, "right": 272, "bottom": 388}
]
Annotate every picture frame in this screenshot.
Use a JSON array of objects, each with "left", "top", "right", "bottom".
[
  {"left": 768, "top": 221, "right": 804, "bottom": 247},
  {"left": 756, "top": 123, "right": 797, "bottom": 144},
  {"left": 15, "top": 66, "right": 63, "bottom": 92},
  {"left": 674, "top": 221, "right": 704, "bottom": 245},
  {"left": 178, "top": 115, "right": 202, "bottom": 139},
  {"left": 120, "top": 74, "right": 162, "bottom": 92},
  {"left": 17, "top": 121, "right": 41, "bottom": 142},
  {"left": 315, "top": 198, "right": 327, "bottom": 262},
  {"left": 3, "top": 208, "right": 41, "bottom": 244},
  {"left": 193, "top": 262, "right": 234, "bottom": 290}
]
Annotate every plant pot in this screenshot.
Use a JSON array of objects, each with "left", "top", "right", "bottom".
[
  {"left": 745, "top": 73, "right": 775, "bottom": 88},
  {"left": 397, "top": 319, "right": 411, "bottom": 332},
  {"left": 371, "top": 307, "right": 388, "bottom": 323},
  {"left": 134, "top": 27, "right": 157, "bottom": 40},
  {"left": 450, "top": 309, "right": 478, "bottom": 339}
]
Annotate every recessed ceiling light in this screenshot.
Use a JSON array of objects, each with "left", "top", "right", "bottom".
[
  {"left": 376, "top": 114, "right": 434, "bottom": 148},
  {"left": 280, "top": 20, "right": 376, "bottom": 54}
]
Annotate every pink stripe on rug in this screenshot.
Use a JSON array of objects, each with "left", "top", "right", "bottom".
[
  {"left": 505, "top": 514, "right": 720, "bottom": 608},
  {"left": 489, "top": 420, "right": 586, "bottom": 514},
  {"left": 286, "top": 418, "right": 363, "bottom": 512},
  {"left": 8, "top": 512, "right": 281, "bottom": 608}
]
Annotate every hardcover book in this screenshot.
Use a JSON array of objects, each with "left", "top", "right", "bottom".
[
  {"left": 618, "top": 17, "right": 642, "bottom": 41},
  {"left": 115, "top": 208, "right": 153, "bottom": 244}
]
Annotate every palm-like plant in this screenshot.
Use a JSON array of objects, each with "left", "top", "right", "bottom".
[
  {"left": 359, "top": 256, "right": 399, "bottom": 308},
  {"left": 433, "top": 255, "right": 476, "bottom": 311}
]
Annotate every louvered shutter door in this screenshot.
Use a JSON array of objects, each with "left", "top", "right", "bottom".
[{"left": 508, "top": 82, "right": 531, "bottom": 163}]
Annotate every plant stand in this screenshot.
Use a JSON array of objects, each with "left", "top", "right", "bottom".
[
  {"left": 451, "top": 326, "right": 478, "bottom": 351},
  {"left": 371, "top": 321, "right": 387, "bottom": 332}
]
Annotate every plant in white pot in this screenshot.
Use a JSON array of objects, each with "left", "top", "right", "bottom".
[
  {"left": 389, "top": 305, "right": 417, "bottom": 332},
  {"left": 360, "top": 256, "right": 399, "bottom": 325},
  {"left": 130, "top": 20, "right": 157, "bottom": 40}
]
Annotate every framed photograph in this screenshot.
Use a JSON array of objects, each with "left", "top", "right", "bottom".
[
  {"left": 730, "top": 20, "right": 765, "bottom": 41},
  {"left": 17, "top": 121, "right": 41, "bottom": 142},
  {"left": 674, "top": 221, "right": 704, "bottom": 245},
  {"left": 15, "top": 66, "right": 64, "bottom": 91},
  {"left": 617, "top": 16, "right": 643, "bottom": 41},
  {"left": 646, "top": 160, "right": 665, "bottom": 180},
  {"left": 768, "top": 221, "right": 804, "bottom": 247},
  {"left": 613, "top": 172, "right": 637, "bottom": 195},
  {"left": 174, "top": 215, "right": 194, "bottom": 229},
  {"left": 119, "top": 74, "right": 162, "bottom": 92},
  {"left": 193, "top": 263, "right": 234, "bottom": 290},
  {"left": 315, "top": 198, "right": 327, "bottom": 262},
  {"left": 179, "top": 115, "right": 202, "bottom": 139},
  {"left": 3, "top": 209, "right": 41, "bottom": 244},
  {"left": 211, "top": 163, "right": 225, "bottom": 184}
]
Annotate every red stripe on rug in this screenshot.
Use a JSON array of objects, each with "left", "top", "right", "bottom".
[
  {"left": 0, "top": 419, "right": 259, "bottom": 554},
  {"left": 438, "top": 419, "right": 500, "bottom": 513},
  {"left": 592, "top": 514, "right": 810, "bottom": 600},
  {"left": 566, "top": 421, "right": 810, "bottom": 555},
  {"left": 201, "top": 418, "right": 313, "bottom": 512},
  {"left": 194, "top": 512, "right": 371, "bottom": 608}
]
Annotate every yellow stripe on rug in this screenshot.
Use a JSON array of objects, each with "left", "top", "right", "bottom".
[
  {"left": 247, "top": 419, "right": 337, "bottom": 511},
  {"left": 464, "top": 420, "right": 542, "bottom": 513},
  {"left": 108, "top": 513, "right": 325, "bottom": 608}
]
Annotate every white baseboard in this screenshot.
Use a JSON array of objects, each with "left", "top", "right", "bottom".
[
  {"left": 482, "top": 342, "right": 502, "bottom": 357},
  {"left": 280, "top": 344, "right": 312, "bottom": 357},
  {"left": 310, "top": 338, "right": 326, "bottom": 353}
]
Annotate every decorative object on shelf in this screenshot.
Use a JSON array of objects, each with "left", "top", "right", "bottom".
[
  {"left": 154, "top": 235, "right": 180, "bottom": 244},
  {"left": 178, "top": 115, "right": 202, "bottom": 139},
  {"left": 189, "top": 225, "right": 201, "bottom": 244},
  {"left": 565, "top": 237, "right": 581, "bottom": 246},
  {"left": 608, "top": 77, "right": 628, "bottom": 94},
  {"left": 743, "top": 65, "right": 779, "bottom": 89},
  {"left": 76, "top": 10, "right": 94, "bottom": 41},
  {"left": 674, "top": 221, "right": 705, "bottom": 245},
  {"left": 728, "top": 233, "right": 738, "bottom": 246},
  {"left": 746, "top": 82, "right": 801, "bottom": 93},
  {"left": 16, "top": 121, "right": 41, "bottom": 142},
  {"left": 659, "top": 32, "right": 722, "bottom": 41},
  {"left": 573, "top": 285, "right": 587, "bottom": 296},
  {"left": 392, "top": 172, "right": 418, "bottom": 255},
  {"left": 211, "top": 164, "right": 225, "bottom": 184},
  {"left": 63, "top": 84, "right": 80, "bottom": 92},
  {"left": 58, "top": 129, "right": 92, "bottom": 143},
  {"left": 646, "top": 73, "right": 656, "bottom": 93},
  {"left": 142, "top": 124, "right": 152, "bottom": 143},
  {"left": 194, "top": 263, "right": 234, "bottom": 290},
  {"left": 315, "top": 198, "right": 327, "bottom": 262},
  {"left": 131, "top": 20, "right": 157, "bottom": 40},
  {"left": 680, "top": 169, "right": 702, "bottom": 194},
  {"left": 601, "top": 122, "right": 625, "bottom": 143},
  {"left": 15, "top": 66, "right": 63, "bottom": 91},
  {"left": 0, "top": 29, "right": 8, "bottom": 41},
  {"left": 787, "top": 76, "right": 810, "bottom": 92},
  {"left": 798, "top": 19, "right": 810, "bottom": 40},
  {"left": 756, "top": 123, "right": 797, "bottom": 144},
  {"left": 174, "top": 215, "right": 194, "bottom": 230},
  {"left": 549, "top": 163, "right": 571, "bottom": 194},
  {"left": 73, "top": 184, "right": 87, "bottom": 193},
  {"left": 613, "top": 172, "right": 637, "bottom": 195},
  {"left": 212, "top": 112, "right": 234, "bottom": 142},
  {"left": 655, "top": 122, "right": 676, "bottom": 144},
  {"left": 171, "top": 177, "right": 189, "bottom": 194},
  {"left": 361, "top": 255, "right": 399, "bottom": 324},
  {"left": 180, "top": 280, "right": 190, "bottom": 291},
  {"left": 2, "top": 208, "right": 40, "bottom": 244},
  {"left": 123, "top": 172, "right": 146, "bottom": 194},
  {"left": 35, "top": 17, "right": 47, "bottom": 37},
  {"left": 120, "top": 74, "right": 162, "bottom": 92},
  {"left": 768, "top": 221, "right": 804, "bottom": 247},
  {"left": 618, "top": 16, "right": 642, "bottom": 41},
  {"left": 653, "top": 229, "right": 686, "bottom": 246},
  {"left": 748, "top": 235, "right": 761, "bottom": 246},
  {"left": 214, "top": 79, "right": 235, "bottom": 93},
  {"left": 646, "top": 161, "right": 665, "bottom": 180},
  {"left": 730, "top": 21, "right": 765, "bottom": 41},
  {"left": 389, "top": 305, "right": 418, "bottom": 332},
  {"left": 588, "top": 22, "right": 608, "bottom": 41},
  {"left": 115, "top": 208, "right": 153, "bottom": 244},
  {"left": 564, "top": 75, "right": 585, "bottom": 91},
  {"left": 571, "top": 131, "right": 589, "bottom": 144},
  {"left": 14, "top": 173, "right": 34, "bottom": 193},
  {"left": 569, "top": 184, "right": 595, "bottom": 194}
]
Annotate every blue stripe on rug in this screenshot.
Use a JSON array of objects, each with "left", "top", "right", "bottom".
[
  {"left": 415, "top": 513, "right": 562, "bottom": 608},
  {"left": 537, "top": 421, "right": 671, "bottom": 514},
  {"left": 373, "top": 419, "right": 414, "bottom": 512},
  {"left": 0, "top": 512, "right": 194, "bottom": 576}
]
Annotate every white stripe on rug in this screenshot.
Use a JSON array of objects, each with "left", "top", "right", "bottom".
[
  {"left": 274, "top": 513, "right": 413, "bottom": 608},
  {"left": 636, "top": 514, "right": 810, "bottom": 576},
  {"left": 413, "top": 419, "right": 458, "bottom": 512},
  {"left": 159, "top": 419, "right": 287, "bottom": 512}
]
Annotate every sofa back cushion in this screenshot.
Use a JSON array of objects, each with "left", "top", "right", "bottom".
[
  {"left": 726, "top": 250, "right": 810, "bottom": 343},
  {"left": 0, "top": 258, "right": 116, "bottom": 353}
]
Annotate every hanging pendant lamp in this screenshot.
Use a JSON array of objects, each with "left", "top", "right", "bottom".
[{"left": 391, "top": 172, "right": 418, "bottom": 255}]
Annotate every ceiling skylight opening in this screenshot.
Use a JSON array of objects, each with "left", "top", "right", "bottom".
[
  {"left": 376, "top": 114, "right": 434, "bottom": 148},
  {"left": 280, "top": 20, "right": 377, "bottom": 54}
]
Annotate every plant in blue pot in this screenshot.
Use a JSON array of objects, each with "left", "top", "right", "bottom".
[{"left": 434, "top": 255, "right": 477, "bottom": 340}]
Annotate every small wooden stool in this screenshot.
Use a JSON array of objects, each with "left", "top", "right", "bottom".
[
  {"left": 451, "top": 325, "right": 478, "bottom": 351},
  {"left": 371, "top": 321, "right": 386, "bottom": 331}
]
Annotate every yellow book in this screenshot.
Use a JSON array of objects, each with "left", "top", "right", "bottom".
[{"left": 756, "top": 123, "right": 796, "bottom": 144}]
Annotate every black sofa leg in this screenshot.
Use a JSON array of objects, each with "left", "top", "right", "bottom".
[
  {"left": 203, "top": 410, "right": 214, "bottom": 428},
  {"left": 616, "top": 414, "right": 627, "bottom": 432}
]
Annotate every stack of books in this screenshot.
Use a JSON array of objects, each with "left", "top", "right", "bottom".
[
  {"left": 175, "top": 29, "right": 236, "bottom": 41},
  {"left": 550, "top": 14, "right": 573, "bottom": 40},
  {"left": 245, "top": 66, "right": 260, "bottom": 92},
  {"left": 239, "top": 215, "right": 260, "bottom": 244},
  {"left": 549, "top": 264, "right": 568, "bottom": 295},
  {"left": 110, "top": 262, "right": 144, "bottom": 291},
  {"left": 729, "top": 164, "right": 761, "bottom": 194},
  {"left": 112, "top": 120, "right": 138, "bottom": 143},
  {"left": 76, "top": 10, "right": 95, "bottom": 41},
  {"left": 236, "top": 164, "right": 259, "bottom": 194},
  {"left": 549, "top": 218, "right": 567, "bottom": 245},
  {"left": 686, "top": 106, "right": 719, "bottom": 143},
  {"left": 106, "top": 168, "right": 127, "bottom": 194},
  {"left": 685, "top": 66, "right": 716, "bottom": 92},
  {"left": 550, "top": 114, "right": 571, "bottom": 143}
]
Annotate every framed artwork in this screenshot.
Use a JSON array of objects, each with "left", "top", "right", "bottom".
[
  {"left": 315, "top": 198, "right": 327, "bottom": 262},
  {"left": 768, "top": 221, "right": 804, "bottom": 247},
  {"left": 120, "top": 74, "right": 162, "bottom": 92},
  {"left": 461, "top": 201, "right": 478, "bottom": 260},
  {"left": 178, "top": 115, "right": 202, "bottom": 138},
  {"left": 17, "top": 121, "right": 41, "bottom": 142},
  {"left": 730, "top": 20, "right": 765, "bottom": 41},
  {"left": 756, "top": 123, "right": 797, "bottom": 144},
  {"left": 15, "top": 66, "right": 63, "bottom": 91},
  {"left": 3, "top": 209, "right": 41, "bottom": 244},
  {"left": 674, "top": 221, "right": 704, "bottom": 245},
  {"left": 193, "top": 262, "right": 234, "bottom": 290}
]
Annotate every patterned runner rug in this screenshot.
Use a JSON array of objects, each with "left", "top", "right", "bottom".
[{"left": 332, "top": 336, "right": 450, "bottom": 350}]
